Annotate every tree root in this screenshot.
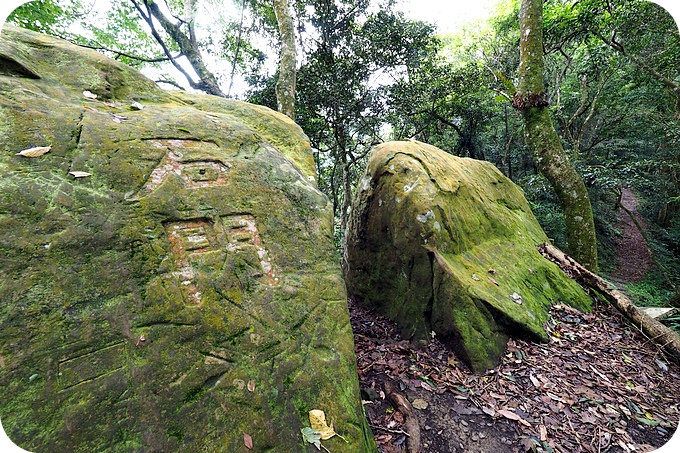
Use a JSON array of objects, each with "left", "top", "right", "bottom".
[{"left": 384, "top": 381, "right": 422, "bottom": 453}]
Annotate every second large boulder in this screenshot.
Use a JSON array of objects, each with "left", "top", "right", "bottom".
[{"left": 344, "top": 141, "right": 592, "bottom": 372}]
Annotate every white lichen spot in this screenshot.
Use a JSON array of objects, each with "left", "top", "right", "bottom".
[
  {"left": 361, "top": 175, "right": 371, "bottom": 191},
  {"left": 416, "top": 210, "right": 435, "bottom": 223},
  {"left": 378, "top": 198, "right": 383, "bottom": 207},
  {"left": 433, "top": 221, "right": 441, "bottom": 231},
  {"left": 395, "top": 197, "right": 402, "bottom": 204},
  {"left": 403, "top": 178, "right": 420, "bottom": 193},
  {"left": 574, "top": 216, "right": 583, "bottom": 222},
  {"left": 525, "top": 28, "right": 531, "bottom": 37}
]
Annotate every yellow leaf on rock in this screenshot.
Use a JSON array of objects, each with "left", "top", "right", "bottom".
[
  {"left": 309, "top": 409, "right": 336, "bottom": 440},
  {"left": 16, "top": 146, "right": 51, "bottom": 157}
]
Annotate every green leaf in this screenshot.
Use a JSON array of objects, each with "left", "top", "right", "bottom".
[
  {"left": 301, "top": 427, "right": 322, "bottom": 449},
  {"left": 636, "top": 416, "right": 660, "bottom": 427}
]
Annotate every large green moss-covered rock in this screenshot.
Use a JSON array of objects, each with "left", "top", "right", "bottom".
[
  {"left": 344, "top": 141, "right": 592, "bottom": 373},
  {"left": 0, "top": 26, "right": 374, "bottom": 452}
]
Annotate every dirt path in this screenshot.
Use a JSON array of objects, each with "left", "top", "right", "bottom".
[{"left": 612, "top": 187, "right": 653, "bottom": 283}]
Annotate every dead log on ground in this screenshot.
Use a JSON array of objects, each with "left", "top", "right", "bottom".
[{"left": 539, "top": 243, "right": 680, "bottom": 364}]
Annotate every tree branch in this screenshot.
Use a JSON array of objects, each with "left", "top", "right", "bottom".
[{"left": 75, "top": 42, "right": 174, "bottom": 63}]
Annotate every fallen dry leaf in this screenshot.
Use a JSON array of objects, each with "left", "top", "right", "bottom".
[
  {"left": 243, "top": 432, "right": 253, "bottom": 450},
  {"left": 247, "top": 380, "right": 255, "bottom": 392},
  {"left": 411, "top": 398, "right": 428, "bottom": 410},
  {"left": 309, "top": 409, "right": 338, "bottom": 440},
  {"left": 498, "top": 409, "right": 531, "bottom": 427},
  {"left": 529, "top": 374, "right": 540, "bottom": 388},
  {"left": 69, "top": 171, "right": 91, "bottom": 178},
  {"left": 16, "top": 146, "right": 51, "bottom": 157}
]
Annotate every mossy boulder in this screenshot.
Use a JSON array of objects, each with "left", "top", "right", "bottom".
[
  {"left": 0, "top": 26, "right": 374, "bottom": 452},
  {"left": 344, "top": 141, "right": 592, "bottom": 373}
]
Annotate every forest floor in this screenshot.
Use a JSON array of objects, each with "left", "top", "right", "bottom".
[{"left": 349, "top": 188, "right": 679, "bottom": 453}]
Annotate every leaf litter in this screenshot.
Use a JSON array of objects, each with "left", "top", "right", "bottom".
[{"left": 350, "top": 297, "right": 679, "bottom": 452}]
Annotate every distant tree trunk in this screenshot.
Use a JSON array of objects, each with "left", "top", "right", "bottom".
[
  {"left": 273, "top": 0, "right": 296, "bottom": 120},
  {"left": 514, "top": 0, "right": 598, "bottom": 271}
]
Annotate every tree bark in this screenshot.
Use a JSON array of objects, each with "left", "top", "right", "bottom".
[
  {"left": 515, "top": 0, "right": 598, "bottom": 271},
  {"left": 539, "top": 243, "right": 680, "bottom": 364},
  {"left": 273, "top": 0, "right": 296, "bottom": 120}
]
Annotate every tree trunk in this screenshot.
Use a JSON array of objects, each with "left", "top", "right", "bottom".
[
  {"left": 514, "top": 0, "right": 598, "bottom": 271},
  {"left": 273, "top": 0, "right": 296, "bottom": 120},
  {"left": 142, "top": 0, "right": 224, "bottom": 96}
]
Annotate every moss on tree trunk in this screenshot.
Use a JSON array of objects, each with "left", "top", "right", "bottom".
[
  {"left": 274, "top": 0, "right": 296, "bottom": 120},
  {"left": 516, "top": 0, "right": 598, "bottom": 271}
]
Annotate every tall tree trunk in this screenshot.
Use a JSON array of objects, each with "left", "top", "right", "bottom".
[
  {"left": 514, "top": 0, "right": 598, "bottom": 271},
  {"left": 273, "top": 0, "right": 296, "bottom": 120}
]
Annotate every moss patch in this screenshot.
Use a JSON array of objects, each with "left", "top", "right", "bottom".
[{"left": 0, "top": 26, "right": 374, "bottom": 452}]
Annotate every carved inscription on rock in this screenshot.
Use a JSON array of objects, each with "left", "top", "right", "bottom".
[
  {"left": 163, "top": 215, "right": 279, "bottom": 306},
  {"left": 134, "top": 140, "right": 231, "bottom": 197},
  {"left": 220, "top": 215, "right": 279, "bottom": 287},
  {"left": 164, "top": 219, "right": 218, "bottom": 305}
]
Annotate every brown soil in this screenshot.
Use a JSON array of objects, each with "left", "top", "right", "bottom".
[
  {"left": 612, "top": 187, "right": 654, "bottom": 282},
  {"left": 350, "top": 297, "right": 679, "bottom": 452}
]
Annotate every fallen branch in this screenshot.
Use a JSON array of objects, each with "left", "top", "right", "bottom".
[
  {"left": 383, "top": 381, "right": 421, "bottom": 453},
  {"left": 539, "top": 243, "right": 680, "bottom": 364}
]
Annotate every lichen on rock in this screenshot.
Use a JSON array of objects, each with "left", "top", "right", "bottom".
[
  {"left": 344, "top": 140, "right": 592, "bottom": 373},
  {"left": 0, "top": 26, "right": 374, "bottom": 452}
]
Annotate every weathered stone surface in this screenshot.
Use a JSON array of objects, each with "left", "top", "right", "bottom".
[
  {"left": 0, "top": 26, "right": 374, "bottom": 452},
  {"left": 344, "top": 141, "right": 592, "bottom": 373}
]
